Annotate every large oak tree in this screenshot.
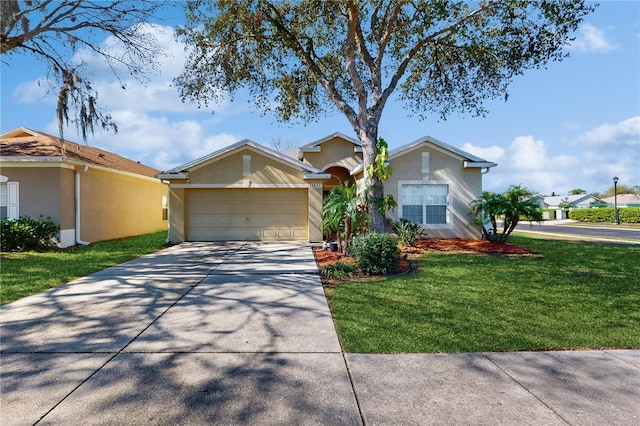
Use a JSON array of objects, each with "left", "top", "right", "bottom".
[
  {"left": 176, "top": 0, "right": 595, "bottom": 232},
  {"left": 1, "top": 0, "right": 166, "bottom": 141}
]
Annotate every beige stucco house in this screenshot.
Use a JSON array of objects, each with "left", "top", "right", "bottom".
[
  {"left": 0, "top": 128, "right": 167, "bottom": 247},
  {"left": 159, "top": 132, "right": 496, "bottom": 243}
]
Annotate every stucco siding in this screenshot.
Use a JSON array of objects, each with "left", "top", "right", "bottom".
[
  {"left": 189, "top": 149, "right": 307, "bottom": 185},
  {"left": 307, "top": 184, "right": 324, "bottom": 242},
  {"left": 59, "top": 169, "right": 76, "bottom": 230},
  {"left": 79, "top": 168, "right": 166, "bottom": 242},
  {"left": 165, "top": 146, "right": 326, "bottom": 243},
  {"left": 0, "top": 166, "right": 64, "bottom": 224},
  {"left": 303, "top": 137, "right": 362, "bottom": 170},
  {"left": 168, "top": 187, "right": 186, "bottom": 244},
  {"left": 385, "top": 146, "right": 483, "bottom": 239}
]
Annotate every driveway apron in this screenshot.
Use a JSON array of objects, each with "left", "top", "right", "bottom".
[{"left": 0, "top": 242, "right": 361, "bottom": 425}]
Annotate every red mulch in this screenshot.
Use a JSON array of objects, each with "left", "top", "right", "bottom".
[{"left": 313, "top": 238, "right": 536, "bottom": 277}]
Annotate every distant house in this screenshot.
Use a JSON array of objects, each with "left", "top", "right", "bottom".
[
  {"left": 531, "top": 194, "right": 601, "bottom": 210},
  {"left": 157, "top": 132, "right": 497, "bottom": 243},
  {"left": 600, "top": 194, "right": 640, "bottom": 208},
  {"left": 1, "top": 128, "right": 167, "bottom": 247}
]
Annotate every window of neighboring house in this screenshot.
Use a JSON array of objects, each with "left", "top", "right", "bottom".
[
  {"left": 162, "top": 195, "right": 168, "bottom": 221},
  {"left": 400, "top": 183, "right": 448, "bottom": 225},
  {"left": 0, "top": 178, "right": 19, "bottom": 220},
  {"left": 0, "top": 183, "right": 7, "bottom": 220}
]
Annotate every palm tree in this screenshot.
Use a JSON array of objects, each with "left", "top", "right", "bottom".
[
  {"left": 469, "top": 185, "right": 542, "bottom": 243},
  {"left": 322, "top": 183, "right": 361, "bottom": 255}
]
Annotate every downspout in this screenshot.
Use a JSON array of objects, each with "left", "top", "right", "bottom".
[
  {"left": 481, "top": 167, "right": 490, "bottom": 175},
  {"left": 75, "top": 166, "right": 90, "bottom": 245},
  {"left": 162, "top": 180, "right": 171, "bottom": 244}
]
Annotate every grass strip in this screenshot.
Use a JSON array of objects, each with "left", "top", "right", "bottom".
[{"left": 1, "top": 231, "right": 167, "bottom": 305}]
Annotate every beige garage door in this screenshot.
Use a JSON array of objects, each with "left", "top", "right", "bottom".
[{"left": 187, "top": 188, "right": 308, "bottom": 241}]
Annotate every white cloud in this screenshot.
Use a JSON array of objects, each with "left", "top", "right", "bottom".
[
  {"left": 463, "top": 136, "right": 580, "bottom": 195},
  {"left": 73, "top": 23, "right": 229, "bottom": 114},
  {"left": 46, "top": 112, "right": 240, "bottom": 171},
  {"left": 463, "top": 116, "right": 640, "bottom": 195},
  {"left": 573, "top": 116, "right": 640, "bottom": 189},
  {"left": 12, "top": 78, "right": 54, "bottom": 105},
  {"left": 574, "top": 116, "right": 640, "bottom": 146},
  {"left": 29, "top": 22, "right": 242, "bottom": 172},
  {"left": 12, "top": 23, "right": 228, "bottom": 114},
  {"left": 568, "top": 24, "right": 618, "bottom": 53}
]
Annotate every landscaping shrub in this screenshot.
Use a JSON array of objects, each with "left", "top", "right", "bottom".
[
  {"left": 393, "top": 219, "right": 425, "bottom": 246},
  {"left": 321, "top": 262, "right": 356, "bottom": 280},
  {"left": 349, "top": 232, "right": 400, "bottom": 275},
  {"left": 569, "top": 207, "right": 640, "bottom": 223},
  {"left": 0, "top": 215, "right": 60, "bottom": 252}
]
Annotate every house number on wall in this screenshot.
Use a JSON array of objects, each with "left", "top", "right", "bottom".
[{"left": 310, "top": 183, "right": 323, "bottom": 188}]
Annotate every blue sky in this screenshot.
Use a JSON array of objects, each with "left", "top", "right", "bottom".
[{"left": 1, "top": 1, "right": 638, "bottom": 196}]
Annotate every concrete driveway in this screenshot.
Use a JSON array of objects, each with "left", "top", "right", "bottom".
[{"left": 1, "top": 242, "right": 639, "bottom": 425}]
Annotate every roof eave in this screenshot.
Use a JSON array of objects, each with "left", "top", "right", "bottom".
[
  {"left": 464, "top": 161, "right": 498, "bottom": 169},
  {"left": 304, "top": 172, "right": 331, "bottom": 180},
  {"left": 156, "top": 172, "right": 188, "bottom": 180},
  {"left": 164, "top": 139, "right": 326, "bottom": 176}
]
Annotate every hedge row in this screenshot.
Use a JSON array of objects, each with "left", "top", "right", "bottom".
[{"left": 568, "top": 207, "right": 640, "bottom": 223}]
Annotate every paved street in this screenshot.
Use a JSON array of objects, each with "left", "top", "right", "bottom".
[{"left": 515, "top": 221, "right": 640, "bottom": 241}]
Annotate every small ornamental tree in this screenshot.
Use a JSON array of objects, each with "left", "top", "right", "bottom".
[
  {"left": 322, "top": 182, "right": 362, "bottom": 255},
  {"left": 558, "top": 197, "right": 573, "bottom": 210},
  {"left": 469, "top": 185, "right": 542, "bottom": 243}
]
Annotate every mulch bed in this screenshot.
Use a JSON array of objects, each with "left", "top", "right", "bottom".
[{"left": 313, "top": 238, "right": 537, "bottom": 280}]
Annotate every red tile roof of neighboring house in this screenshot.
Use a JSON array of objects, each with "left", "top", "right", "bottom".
[{"left": 0, "top": 127, "right": 159, "bottom": 178}]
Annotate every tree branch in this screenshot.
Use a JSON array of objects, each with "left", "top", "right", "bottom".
[{"left": 263, "top": 2, "right": 359, "bottom": 127}]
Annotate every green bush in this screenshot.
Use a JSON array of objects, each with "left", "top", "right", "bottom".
[
  {"left": 569, "top": 207, "right": 640, "bottom": 223},
  {"left": 349, "top": 232, "right": 400, "bottom": 275},
  {"left": 321, "top": 262, "right": 356, "bottom": 280},
  {"left": 393, "top": 219, "right": 425, "bottom": 246},
  {"left": 0, "top": 215, "right": 60, "bottom": 252}
]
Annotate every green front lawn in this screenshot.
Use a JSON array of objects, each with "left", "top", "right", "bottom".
[
  {"left": 327, "top": 236, "right": 640, "bottom": 353},
  {"left": 0, "top": 231, "right": 167, "bottom": 305}
]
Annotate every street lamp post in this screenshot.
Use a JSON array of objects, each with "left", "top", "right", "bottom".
[{"left": 613, "top": 176, "right": 619, "bottom": 225}]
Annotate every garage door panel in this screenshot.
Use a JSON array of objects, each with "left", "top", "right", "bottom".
[{"left": 187, "top": 189, "right": 308, "bottom": 241}]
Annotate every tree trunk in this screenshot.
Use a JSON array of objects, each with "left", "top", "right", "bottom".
[
  {"left": 356, "top": 120, "right": 386, "bottom": 234},
  {"left": 343, "top": 216, "right": 351, "bottom": 256}
]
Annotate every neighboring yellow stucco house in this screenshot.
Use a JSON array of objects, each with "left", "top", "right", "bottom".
[
  {"left": 0, "top": 128, "right": 167, "bottom": 247},
  {"left": 159, "top": 132, "right": 496, "bottom": 243}
]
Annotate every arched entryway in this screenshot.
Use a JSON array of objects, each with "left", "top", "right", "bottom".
[{"left": 323, "top": 165, "right": 355, "bottom": 197}]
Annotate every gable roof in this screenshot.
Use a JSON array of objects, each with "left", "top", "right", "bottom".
[
  {"left": 542, "top": 194, "right": 599, "bottom": 206},
  {"left": 159, "top": 139, "right": 328, "bottom": 179},
  {"left": 389, "top": 135, "right": 497, "bottom": 168},
  {"left": 0, "top": 127, "right": 159, "bottom": 178},
  {"left": 298, "top": 132, "right": 362, "bottom": 154}
]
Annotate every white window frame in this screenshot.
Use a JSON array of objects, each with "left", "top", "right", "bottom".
[
  {"left": 0, "top": 175, "right": 19, "bottom": 220},
  {"left": 398, "top": 180, "right": 453, "bottom": 229}
]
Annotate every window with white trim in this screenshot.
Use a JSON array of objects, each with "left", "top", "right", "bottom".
[
  {"left": 0, "top": 177, "right": 19, "bottom": 220},
  {"left": 400, "top": 183, "right": 448, "bottom": 225}
]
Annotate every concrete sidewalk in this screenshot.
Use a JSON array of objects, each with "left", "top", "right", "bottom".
[{"left": 1, "top": 242, "right": 639, "bottom": 425}]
